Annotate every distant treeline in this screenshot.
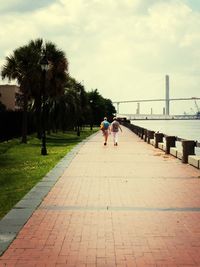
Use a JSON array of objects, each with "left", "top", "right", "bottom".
[{"left": 0, "top": 87, "right": 116, "bottom": 142}]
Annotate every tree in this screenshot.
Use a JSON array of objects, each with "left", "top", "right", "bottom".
[
  {"left": 1, "top": 38, "right": 68, "bottom": 142},
  {"left": 26, "top": 39, "right": 68, "bottom": 138},
  {"left": 104, "top": 98, "right": 116, "bottom": 120},
  {"left": 87, "top": 89, "right": 116, "bottom": 126},
  {"left": 1, "top": 44, "right": 39, "bottom": 143}
]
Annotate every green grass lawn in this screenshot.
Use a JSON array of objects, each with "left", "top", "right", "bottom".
[{"left": 0, "top": 129, "right": 97, "bottom": 219}]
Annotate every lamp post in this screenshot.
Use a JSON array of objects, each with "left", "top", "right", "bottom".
[
  {"left": 40, "top": 55, "right": 49, "bottom": 155},
  {"left": 89, "top": 99, "right": 93, "bottom": 130},
  {"left": 77, "top": 90, "right": 81, "bottom": 136}
]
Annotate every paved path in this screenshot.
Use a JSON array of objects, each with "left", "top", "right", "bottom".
[{"left": 0, "top": 126, "right": 200, "bottom": 267}]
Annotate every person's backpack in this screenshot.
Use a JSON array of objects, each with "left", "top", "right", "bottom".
[
  {"left": 112, "top": 121, "right": 119, "bottom": 131},
  {"left": 100, "top": 121, "right": 109, "bottom": 130}
]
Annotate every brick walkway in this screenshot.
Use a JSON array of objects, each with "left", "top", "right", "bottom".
[{"left": 1, "top": 126, "right": 200, "bottom": 267}]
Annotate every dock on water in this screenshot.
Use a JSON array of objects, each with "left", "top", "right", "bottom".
[{"left": 0, "top": 125, "right": 200, "bottom": 266}]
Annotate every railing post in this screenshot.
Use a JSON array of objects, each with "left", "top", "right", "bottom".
[
  {"left": 144, "top": 129, "right": 147, "bottom": 142},
  {"left": 182, "top": 140, "right": 196, "bottom": 163},
  {"left": 147, "top": 130, "right": 155, "bottom": 144},
  {"left": 154, "top": 133, "right": 164, "bottom": 148},
  {"left": 137, "top": 126, "right": 140, "bottom": 136},
  {"left": 138, "top": 127, "right": 141, "bottom": 137},
  {"left": 132, "top": 124, "right": 135, "bottom": 133},
  {"left": 141, "top": 128, "right": 145, "bottom": 139},
  {"left": 139, "top": 127, "right": 141, "bottom": 136},
  {"left": 135, "top": 125, "right": 138, "bottom": 134},
  {"left": 165, "top": 136, "right": 176, "bottom": 154},
  {"left": 138, "top": 127, "right": 142, "bottom": 137}
]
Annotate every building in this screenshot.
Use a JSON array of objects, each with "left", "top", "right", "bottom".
[{"left": 0, "top": 84, "right": 20, "bottom": 110}]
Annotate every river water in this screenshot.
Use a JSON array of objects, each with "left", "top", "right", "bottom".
[{"left": 131, "top": 120, "right": 200, "bottom": 155}]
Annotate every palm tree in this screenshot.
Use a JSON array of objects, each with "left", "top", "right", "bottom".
[
  {"left": 41, "top": 41, "right": 68, "bottom": 135},
  {"left": 25, "top": 39, "right": 68, "bottom": 138},
  {"left": 1, "top": 44, "right": 40, "bottom": 143},
  {"left": 63, "top": 77, "right": 87, "bottom": 135},
  {"left": 1, "top": 38, "right": 68, "bottom": 143}
]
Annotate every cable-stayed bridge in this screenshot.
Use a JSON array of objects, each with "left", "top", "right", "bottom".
[
  {"left": 117, "top": 113, "right": 199, "bottom": 120},
  {"left": 113, "top": 97, "right": 200, "bottom": 119},
  {"left": 112, "top": 75, "right": 200, "bottom": 119},
  {"left": 113, "top": 97, "right": 200, "bottom": 105}
]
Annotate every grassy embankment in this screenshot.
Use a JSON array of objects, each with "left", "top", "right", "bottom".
[{"left": 0, "top": 129, "right": 97, "bottom": 219}]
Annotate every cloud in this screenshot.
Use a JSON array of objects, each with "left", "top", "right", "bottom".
[
  {"left": 0, "top": 0, "right": 55, "bottom": 13},
  {"left": 1, "top": 0, "right": 200, "bottom": 114}
]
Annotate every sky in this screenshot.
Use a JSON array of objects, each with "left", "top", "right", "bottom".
[{"left": 0, "top": 0, "right": 200, "bottom": 115}]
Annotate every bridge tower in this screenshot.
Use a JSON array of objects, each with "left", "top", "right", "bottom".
[
  {"left": 116, "top": 102, "right": 120, "bottom": 115},
  {"left": 165, "top": 75, "right": 170, "bottom": 115},
  {"left": 136, "top": 102, "right": 140, "bottom": 114}
]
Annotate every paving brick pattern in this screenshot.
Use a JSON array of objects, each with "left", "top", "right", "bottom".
[{"left": 0, "top": 126, "right": 200, "bottom": 266}]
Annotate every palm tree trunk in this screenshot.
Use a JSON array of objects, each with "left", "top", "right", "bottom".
[
  {"left": 35, "top": 96, "right": 42, "bottom": 139},
  {"left": 46, "top": 104, "right": 51, "bottom": 135},
  {"left": 21, "top": 93, "right": 28, "bottom": 143}
]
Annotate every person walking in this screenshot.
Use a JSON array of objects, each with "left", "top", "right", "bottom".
[
  {"left": 100, "top": 117, "right": 110, "bottom": 146},
  {"left": 110, "top": 117, "right": 122, "bottom": 146}
]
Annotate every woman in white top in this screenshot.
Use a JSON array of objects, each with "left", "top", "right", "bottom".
[{"left": 110, "top": 117, "right": 122, "bottom": 146}]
